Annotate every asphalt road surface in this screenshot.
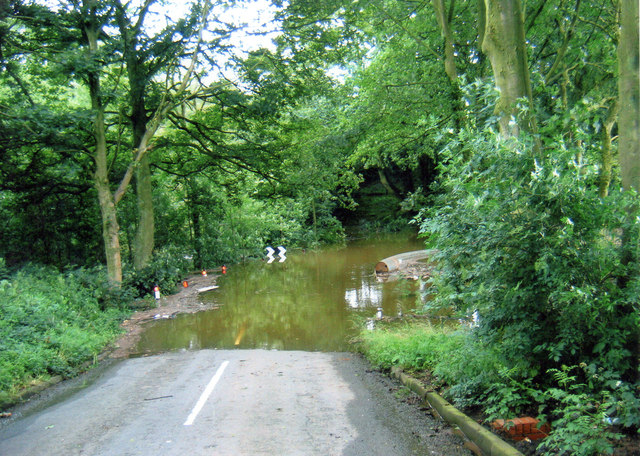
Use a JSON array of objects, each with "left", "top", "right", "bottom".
[{"left": 0, "top": 350, "right": 471, "bottom": 455}]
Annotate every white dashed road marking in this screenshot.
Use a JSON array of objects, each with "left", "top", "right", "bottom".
[{"left": 183, "top": 360, "right": 229, "bottom": 426}]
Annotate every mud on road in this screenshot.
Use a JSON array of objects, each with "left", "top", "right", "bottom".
[{"left": 109, "top": 273, "right": 221, "bottom": 358}]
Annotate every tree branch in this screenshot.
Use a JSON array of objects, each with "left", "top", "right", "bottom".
[{"left": 113, "top": 0, "right": 213, "bottom": 204}]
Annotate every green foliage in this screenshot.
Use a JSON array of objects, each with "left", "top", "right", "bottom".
[
  {"left": 359, "top": 321, "right": 517, "bottom": 410},
  {"left": 0, "top": 265, "right": 130, "bottom": 405},
  {"left": 66, "top": 266, "right": 137, "bottom": 310},
  {"left": 358, "top": 318, "right": 639, "bottom": 456},
  {"left": 480, "top": 369, "right": 546, "bottom": 421},
  {"left": 124, "top": 246, "right": 192, "bottom": 298},
  {"left": 0, "top": 258, "right": 8, "bottom": 280},
  {"left": 409, "top": 126, "right": 640, "bottom": 451},
  {"left": 538, "top": 365, "right": 625, "bottom": 456},
  {"left": 1, "top": 6, "right": 637, "bottom": 456},
  {"left": 431, "top": 333, "right": 510, "bottom": 410},
  {"left": 358, "top": 321, "right": 459, "bottom": 372},
  {"left": 358, "top": 321, "right": 509, "bottom": 411},
  {"left": 152, "top": 164, "right": 349, "bottom": 269},
  {"left": 420, "top": 129, "right": 639, "bottom": 382}
]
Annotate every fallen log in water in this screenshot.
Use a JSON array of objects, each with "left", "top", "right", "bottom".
[{"left": 374, "top": 249, "right": 438, "bottom": 274}]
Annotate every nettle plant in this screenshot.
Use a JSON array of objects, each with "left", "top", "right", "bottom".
[
  {"left": 419, "top": 129, "right": 639, "bottom": 433},
  {"left": 539, "top": 364, "right": 633, "bottom": 456}
]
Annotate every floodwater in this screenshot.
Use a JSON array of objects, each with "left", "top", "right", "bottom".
[{"left": 134, "top": 234, "right": 427, "bottom": 355}]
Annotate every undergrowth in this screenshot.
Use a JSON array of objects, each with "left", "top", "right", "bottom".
[
  {"left": 357, "top": 320, "right": 639, "bottom": 455},
  {"left": 0, "top": 246, "right": 203, "bottom": 408},
  {"left": 0, "top": 265, "right": 142, "bottom": 408},
  {"left": 358, "top": 129, "right": 640, "bottom": 455}
]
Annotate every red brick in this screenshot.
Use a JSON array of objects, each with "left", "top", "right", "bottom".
[
  {"left": 492, "top": 417, "right": 550, "bottom": 441},
  {"left": 520, "top": 417, "right": 537, "bottom": 434}
]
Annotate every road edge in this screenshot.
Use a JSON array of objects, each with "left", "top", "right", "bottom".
[{"left": 391, "top": 367, "right": 524, "bottom": 456}]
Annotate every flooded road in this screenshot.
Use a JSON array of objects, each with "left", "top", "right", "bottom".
[
  {"left": 0, "top": 234, "right": 474, "bottom": 456},
  {"left": 135, "top": 235, "right": 425, "bottom": 355}
]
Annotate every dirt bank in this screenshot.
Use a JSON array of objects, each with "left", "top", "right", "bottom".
[{"left": 109, "top": 273, "right": 220, "bottom": 358}]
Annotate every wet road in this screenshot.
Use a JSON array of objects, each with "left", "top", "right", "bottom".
[{"left": 0, "top": 350, "right": 470, "bottom": 455}]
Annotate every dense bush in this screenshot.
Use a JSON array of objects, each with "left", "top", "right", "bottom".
[
  {"left": 0, "top": 265, "right": 131, "bottom": 406},
  {"left": 124, "top": 245, "right": 193, "bottom": 298},
  {"left": 412, "top": 130, "right": 640, "bottom": 453},
  {"left": 421, "top": 130, "right": 638, "bottom": 376},
  {"left": 67, "top": 266, "right": 137, "bottom": 310}
]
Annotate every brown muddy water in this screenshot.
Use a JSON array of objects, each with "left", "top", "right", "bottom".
[{"left": 134, "top": 235, "right": 427, "bottom": 355}]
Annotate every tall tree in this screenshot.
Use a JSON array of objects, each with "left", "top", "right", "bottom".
[
  {"left": 81, "top": 0, "right": 212, "bottom": 283},
  {"left": 114, "top": 0, "right": 155, "bottom": 271},
  {"left": 112, "top": 0, "right": 204, "bottom": 269},
  {"left": 82, "top": 0, "right": 124, "bottom": 282}
]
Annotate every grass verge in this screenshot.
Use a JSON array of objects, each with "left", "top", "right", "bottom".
[
  {"left": 0, "top": 265, "right": 145, "bottom": 408},
  {"left": 354, "top": 318, "right": 640, "bottom": 456}
]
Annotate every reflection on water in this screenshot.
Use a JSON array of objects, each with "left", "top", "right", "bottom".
[
  {"left": 135, "top": 234, "right": 425, "bottom": 355},
  {"left": 344, "top": 279, "right": 382, "bottom": 308}
]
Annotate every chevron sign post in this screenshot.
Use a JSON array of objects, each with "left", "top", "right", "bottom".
[
  {"left": 277, "top": 246, "right": 286, "bottom": 263},
  {"left": 266, "top": 246, "right": 286, "bottom": 263}
]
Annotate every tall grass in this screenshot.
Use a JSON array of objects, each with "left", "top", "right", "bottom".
[{"left": 359, "top": 321, "right": 468, "bottom": 373}]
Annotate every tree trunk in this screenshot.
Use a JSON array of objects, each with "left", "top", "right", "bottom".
[
  {"left": 618, "top": 0, "right": 640, "bottom": 194},
  {"left": 187, "top": 184, "right": 203, "bottom": 269},
  {"left": 191, "top": 210, "right": 202, "bottom": 270},
  {"left": 115, "top": 2, "right": 155, "bottom": 270},
  {"left": 133, "top": 155, "right": 154, "bottom": 269},
  {"left": 311, "top": 198, "right": 318, "bottom": 245},
  {"left": 617, "top": 0, "right": 639, "bottom": 383},
  {"left": 431, "top": 0, "right": 467, "bottom": 130},
  {"left": 598, "top": 100, "right": 619, "bottom": 198},
  {"left": 432, "top": 0, "right": 457, "bottom": 82},
  {"left": 95, "top": 161, "right": 123, "bottom": 284},
  {"left": 85, "top": 13, "right": 123, "bottom": 284},
  {"left": 478, "top": 0, "right": 539, "bottom": 140},
  {"left": 377, "top": 168, "right": 402, "bottom": 199}
]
